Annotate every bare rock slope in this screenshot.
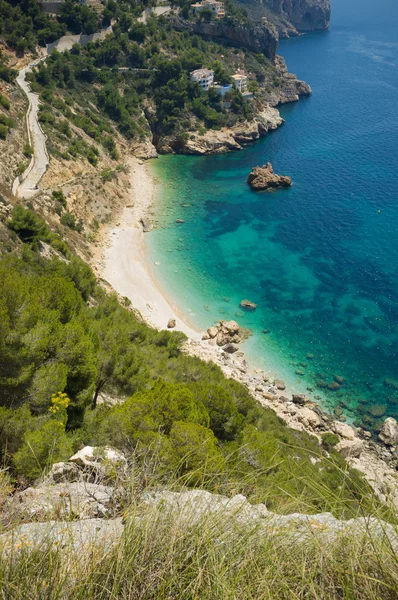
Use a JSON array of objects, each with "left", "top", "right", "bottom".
[{"left": 265, "top": 0, "right": 331, "bottom": 31}]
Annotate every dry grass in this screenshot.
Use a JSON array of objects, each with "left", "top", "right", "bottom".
[{"left": 1, "top": 456, "right": 398, "bottom": 600}]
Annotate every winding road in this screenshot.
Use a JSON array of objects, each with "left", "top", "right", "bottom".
[
  {"left": 11, "top": 12, "right": 168, "bottom": 199},
  {"left": 12, "top": 60, "right": 49, "bottom": 199}
]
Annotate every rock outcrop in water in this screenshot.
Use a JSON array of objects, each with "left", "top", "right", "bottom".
[{"left": 247, "top": 163, "right": 292, "bottom": 190}]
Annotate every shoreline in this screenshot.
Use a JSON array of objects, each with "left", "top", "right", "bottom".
[
  {"left": 96, "top": 157, "right": 202, "bottom": 341},
  {"left": 95, "top": 155, "right": 398, "bottom": 511}
]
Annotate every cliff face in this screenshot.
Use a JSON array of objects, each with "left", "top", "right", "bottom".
[
  {"left": 264, "top": 0, "right": 331, "bottom": 31},
  {"left": 169, "top": 16, "right": 278, "bottom": 60}
]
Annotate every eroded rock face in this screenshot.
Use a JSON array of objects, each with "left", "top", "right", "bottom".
[
  {"left": 263, "top": 0, "right": 331, "bottom": 31},
  {"left": 379, "top": 418, "right": 398, "bottom": 446},
  {"left": 6, "top": 482, "right": 118, "bottom": 521},
  {"left": 159, "top": 107, "right": 284, "bottom": 156},
  {"left": 247, "top": 163, "right": 292, "bottom": 191},
  {"left": 169, "top": 16, "right": 278, "bottom": 60},
  {"left": 0, "top": 518, "right": 124, "bottom": 556}
]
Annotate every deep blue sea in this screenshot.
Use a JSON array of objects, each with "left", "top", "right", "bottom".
[{"left": 148, "top": 0, "right": 398, "bottom": 431}]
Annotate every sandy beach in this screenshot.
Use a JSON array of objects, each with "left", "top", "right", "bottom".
[{"left": 99, "top": 157, "right": 202, "bottom": 341}]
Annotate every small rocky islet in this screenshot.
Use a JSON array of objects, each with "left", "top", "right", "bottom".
[{"left": 247, "top": 162, "right": 292, "bottom": 191}]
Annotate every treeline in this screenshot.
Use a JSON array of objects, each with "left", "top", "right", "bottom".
[
  {"left": 28, "top": 17, "right": 264, "bottom": 142},
  {"left": 0, "top": 0, "right": 105, "bottom": 53},
  {"left": 0, "top": 205, "right": 383, "bottom": 518}
]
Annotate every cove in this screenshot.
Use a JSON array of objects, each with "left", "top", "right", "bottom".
[{"left": 147, "top": 0, "right": 398, "bottom": 432}]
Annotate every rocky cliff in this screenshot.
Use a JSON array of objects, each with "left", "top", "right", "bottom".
[
  {"left": 265, "top": 0, "right": 330, "bottom": 31},
  {"left": 235, "top": 0, "right": 330, "bottom": 36},
  {"left": 169, "top": 16, "right": 278, "bottom": 60}
]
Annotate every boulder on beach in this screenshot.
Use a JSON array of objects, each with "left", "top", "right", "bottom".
[
  {"left": 203, "top": 320, "right": 245, "bottom": 348},
  {"left": 292, "top": 394, "right": 307, "bottom": 406},
  {"left": 247, "top": 163, "right": 292, "bottom": 191},
  {"left": 378, "top": 417, "right": 398, "bottom": 446},
  {"left": 335, "top": 438, "right": 364, "bottom": 459},
  {"left": 167, "top": 318, "right": 176, "bottom": 329},
  {"left": 240, "top": 299, "right": 257, "bottom": 311},
  {"left": 207, "top": 326, "right": 219, "bottom": 339},
  {"left": 274, "top": 379, "right": 286, "bottom": 391},
  {"left": 139, "top": 217, "right": 152, "bottom": 232},
  {"left": 223, "top": 343, "right": 239, "bottom": 354}
]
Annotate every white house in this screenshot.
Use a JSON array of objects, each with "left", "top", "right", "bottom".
[
  {"left": 231, "top": 73, "right": 248, "bottom": 93},
  {"left": 190, "top": 68, "right": 215, "bottom": 91},
  {"left": 192, "top": 0, "right": 225, "bottom": 18},
  {"left": 214, "top": 83, "right": 232, "bottom": 97}
]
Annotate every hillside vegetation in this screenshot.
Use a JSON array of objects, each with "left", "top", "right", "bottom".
[
  {"left": 0, "top": 205, "right": 387, "bottom": 520},
  {"left": 28, "top": 18, "right": 281, "bottom": 155}
]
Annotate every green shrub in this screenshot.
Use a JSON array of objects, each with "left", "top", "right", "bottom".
[
  {"left": 8, "top": 204, "right": 49, "bottom": 243},
  {"left": 0, "top": 93, "right": 10, "bottom": 110},
  {"left": 13, "top": 419, "right": 73, "bottom": 480},
  {"left": 23, "top": 143, "right": 33, "bottom": 157},
  {"left": 0, "top": 123, "right": 7, "bottom": 139},
  {"left": 60, "top": 211, "right": 83, "bottom": 232},
  {"left": 0, "top": 113, "right": 14, "bottom": 128},
  {"left": 321, "top": 432, "right": 340, "bottom": 449}
]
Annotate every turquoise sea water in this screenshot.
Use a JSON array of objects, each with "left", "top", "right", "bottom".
[{"left": 147, "top": 0, "right": 398, "bottom": 430}]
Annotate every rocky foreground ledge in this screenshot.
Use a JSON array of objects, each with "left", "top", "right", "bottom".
[
  {"left": 2, "top": 448, "right": 397, "bottom": 556},
  {"left": 247, "top": 162, "right": 292, "bottom": 191}
]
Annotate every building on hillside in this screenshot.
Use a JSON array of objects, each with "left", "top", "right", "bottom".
[
  {"left": 231, "top": 72, "right": 248, "bottom": 93},
  {"left": 190, "top": 68, "right": 215, "bottom": 91},
  {"left": 242, "top": 91, "right": 253, "bottom": 101},
  {"left": 191, "top": 0, "right": 225, "bottom": 18},
  {"left": 214, "top": 83, "right": 232, "bottom": 97}
]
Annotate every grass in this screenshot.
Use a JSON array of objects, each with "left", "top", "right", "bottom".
[
  {"left": 1, "top": 453, "right": 398, "bottom": 599},
  {"left": 1, "top": 497, "right": 398, "bottom": 599}
]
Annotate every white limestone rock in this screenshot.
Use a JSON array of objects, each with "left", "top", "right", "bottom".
[
  {"left": 335, "top": 438, "right": 364, "bottom": 459},
  {"left": 332, "top": 422, "right": 356, "bottom": 440},
  {"left": 6, "top": 482, "right": 117, "bottom": 521},
  {"left": 68, "top": 446, "right": 127, "bottom": 469},
  {"left": 378, "top": 418, "right": 398, "bottom": 446}
]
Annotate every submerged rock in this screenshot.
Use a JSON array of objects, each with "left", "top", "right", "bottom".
[
  {"left": 247, "top": 163, "right": 292, "bottom": 191},
  {"left": 385, "top": 378, "right": 398, "bottom": 390},
  {"left": 240, "top": 299, "right": 257, "bottom": 311},
  {"left": 369, "top": 404, "right": 387, "bottom": 418}
]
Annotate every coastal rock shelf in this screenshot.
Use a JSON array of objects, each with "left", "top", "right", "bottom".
[{"left": 247, "top": 163, "right": 292, "bottom": 191}]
